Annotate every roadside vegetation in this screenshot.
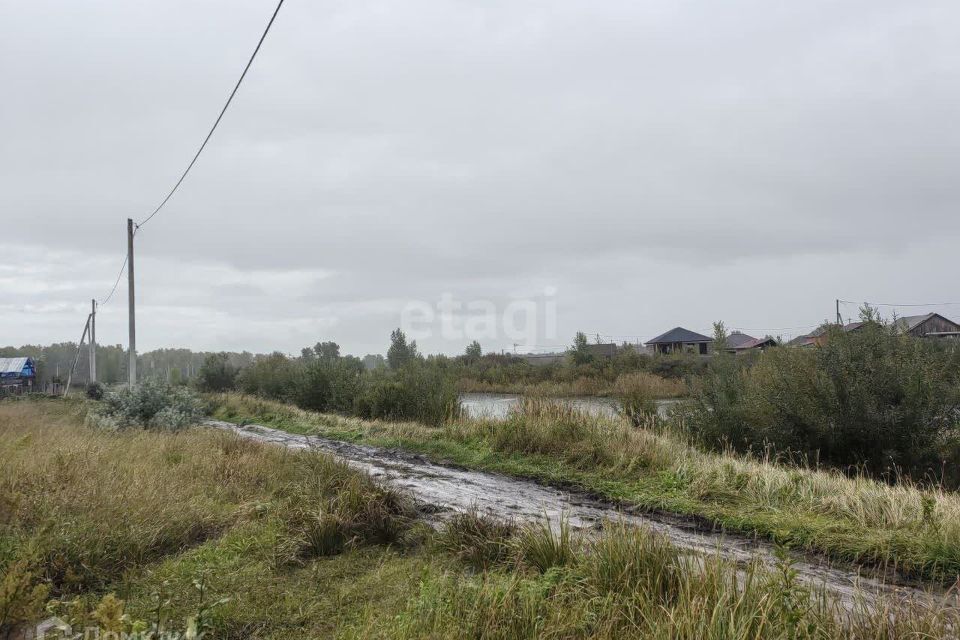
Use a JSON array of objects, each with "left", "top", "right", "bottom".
[
  {"left": 691, "top": 316, "right": 960, "bottom": 487},
  {"left": 3, "top": 398, "right": 960, "bottom": 639},
  {"left": 453, "top": 333, "right": 697, "bottom": 398},
  {"left": 213, "top": 392, "right": 960, "bottom": 583},
  {"left": 203, "top": 330, "right": 460, "bottom": 426},
  {"left": 0, "top": 398, "right": 420, "bottom": 637}
]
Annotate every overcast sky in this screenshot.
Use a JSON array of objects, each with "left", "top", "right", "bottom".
[{"left": 2, "top": 0, "right": 958, "bottom": 356}]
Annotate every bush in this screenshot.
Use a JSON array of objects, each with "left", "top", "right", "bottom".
[
  {"left": 292, "top": 357, "right": 364, "bottom": 414},
  {"left": 236, "top": 353, "right": 300, "bottom": 401},
  {"left": 688, "top": 322, "right": 960, "bottom": 484},
  {"left": 354, "top": 364, "right": 460, "bottom": 426},
  {"left": 196, "top": 353, "right": 238, "bottom": 393},
  {"left": 85, "top": 381, "right": 105, "bottom": 401},
  {"left": 92, "top": 381, "right": 204, "bottom": 430}
]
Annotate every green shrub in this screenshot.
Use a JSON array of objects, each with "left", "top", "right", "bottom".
[
  {"left": 85, "top": 381, "right": 105, "bottom": 401},
  {"left": 236, "top": 353, "right": 299, "bottom": 401},
  {"left": 195, "top": 353, "right": 239, "bottom": 393},
  {"left": 92, "top": 381, "right": 204, "bottom": 430},
  {"left": 354, "top": 364, "right": 460, "bottom": 426},
  {"left": 689, "top": 321, "right": 960, "bottom": 484}
]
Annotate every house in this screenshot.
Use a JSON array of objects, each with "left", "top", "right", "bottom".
[
  {"left": 787, "top": 322, "right": 863, "bottom": 348},
  {"left": 788, "top": 314, "right": 960, "bottom": 347},
  {"left": 516, "top": 342, "right": 617, "bottom": 366},
  {"left": 584, "top": 343, "right": 618, "bottom": 358},
  {"left": 893, "top": 313, "right": 960, "bottom": 339},
  {"left": 646, "top": 327, "right": 712, "bottom": 355},
  {"left": 0, "top": 357, "right": 37, "bottom": 393},
  {"left": 725, "top": 331, "right": 777, "bottom": 353},
  {"left": 516, "top": 353, "right": 566, "bottom": 367}
]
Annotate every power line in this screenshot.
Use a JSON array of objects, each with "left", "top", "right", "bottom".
[
  {"left": 98, "top": 254, "right": 128, "bottom": 307},
  {"left": 839, "top": 299, "right": 960, "bottom": 308},
  {"left": 94, "top": 0, "right": 285, "bottom": 319},
  {"left": 730, "top": 324, "right": 819, "bottom": 332},
  {"left": 135, "top": 0, "right": 286, "bottom": 231}
]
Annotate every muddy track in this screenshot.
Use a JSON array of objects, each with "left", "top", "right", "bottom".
[{"left": 205, "top": 419, "right": 953, "bottom": 611}]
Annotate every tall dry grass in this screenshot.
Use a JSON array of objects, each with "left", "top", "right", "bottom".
[{"left": 0, "top": 398, "right": 413, "bottom": 631}]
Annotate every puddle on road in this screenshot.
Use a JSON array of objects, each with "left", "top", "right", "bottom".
[{"left": 205, "top": 419, "right": 952, "bottom": 612}]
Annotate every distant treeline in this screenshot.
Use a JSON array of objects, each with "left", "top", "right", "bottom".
[{"left": 0, "top": 344, "right": 257, "bottom": 388}]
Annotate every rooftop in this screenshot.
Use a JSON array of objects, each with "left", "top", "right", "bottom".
[{"left": 646, "top": 327, "right": 712, "bottom": 345}]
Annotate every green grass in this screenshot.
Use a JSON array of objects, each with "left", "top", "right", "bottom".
[
  {"left": 0, "top": 398, "right": 420, "bottom": 637},
  {"left": 4, "top": 397, "right": 960, "bottom": 638},
  {"left": 210, "top": 393, "right": 960, "bottom": 584}
]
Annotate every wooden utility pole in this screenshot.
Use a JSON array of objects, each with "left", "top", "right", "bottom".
[
  {"left": 836, "top": 299, "right": 842, "bottom": 325},
  {"left": 127, "top": 218, "right": 137, "bottom": 387},
  {"left": 89, "top": 299, "right": 97, "bottom": 383},
  {"left": 64, "top": 315, "right": 91, "bottom": 398}
]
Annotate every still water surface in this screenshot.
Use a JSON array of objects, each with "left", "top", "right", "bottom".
[{"left": 459, "top": 392, "right": 677, "bottom": 420}]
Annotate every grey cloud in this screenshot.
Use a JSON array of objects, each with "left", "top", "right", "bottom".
[{"left": 1, "top": 0, "right": 958, "bottom": 353}]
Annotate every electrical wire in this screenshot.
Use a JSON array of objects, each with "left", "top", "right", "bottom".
[
  {"left": 98, "top": 254, "right": 129, "bottom": 307},
  {"left": 135, "top": 0, "right": 286, "bottom": 231},
  {"left": 839, "top": 299, "right": 960, "bottom": 308},
  {"left": 95, "top": 0, "right": 285, "bottom": 309}
]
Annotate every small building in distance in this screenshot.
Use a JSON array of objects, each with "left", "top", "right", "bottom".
[
  {"left": 893, "top": 313, "right": 960, "bottom": 339},
  {"left": 516, "top": 342, "right": 618, "bottom": 366},
  {"left": 725, "top": 331, "right": 777, "bottom": 353},
  {"left": 788, "top": 314, "right": 960, "bottom": 347},
  {"left": 516, "top": 352, "right": 566, "bottom": 367},
  {"left": 787, "top": 322, "right": 863, "bottom": 348},
  {"left": 584, "top": 343, "right": 618, "bottom": 359},
  {"left": 646, "top": 327, "right": 712, "bottom": 355},
  {"left": 0, "top": 357, "right": 37, "bottom": 394}
]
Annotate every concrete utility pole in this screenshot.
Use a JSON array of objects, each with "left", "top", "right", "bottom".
[
  {"left": 836, "top": 299, "right": 842, "bottom": 325},
  {"left": 89, "top": 299, "right": 97, "bottom": 383},
  {"left": 127, "top": 218, "right": 137, "bottom": 387}
]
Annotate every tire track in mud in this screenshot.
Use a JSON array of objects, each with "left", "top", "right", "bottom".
[{"left": 205, "top": 419, "right": 954, "bottom": 612}]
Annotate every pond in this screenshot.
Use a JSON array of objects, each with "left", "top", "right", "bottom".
[{"left": 459, "top": 393, "right": 679, "bottom": 420}]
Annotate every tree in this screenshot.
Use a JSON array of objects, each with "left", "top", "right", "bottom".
[
  {"left": 314, "top": 341, "right": 341, "bottom": 361},
  {"left": 387, "top": 329, "right": 418, "bottom": 369},
  {"left": 464, "top": 340, "right": 482, "bottom": 360},
  {"left": 196, "top": 353, "right": 238, "bottom": 392},
  {"left": 362, "top": 354, "right": 386, "bottom": 370},
  {"left": 569, "top": 331, "right": 593, "bottom": 365},
  {"left": 711, "top": 321, "right": 728, "bottom": 354}
]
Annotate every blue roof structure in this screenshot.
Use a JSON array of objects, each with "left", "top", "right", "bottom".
[{"left": 0, "top": 357, "right": 36, "bottom": 379}]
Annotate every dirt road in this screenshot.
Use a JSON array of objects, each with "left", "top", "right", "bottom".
[{"left": 205, "top": 419, "right": 952, "bottom": 612}]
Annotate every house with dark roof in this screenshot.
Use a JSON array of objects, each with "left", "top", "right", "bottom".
[
  {"left": 893, "top": 313, "right": 960, "bottom": 339},
  {"left": 645, "top": 327, "right": 712, "bottom": 355},
  {"left": 725, "top": 331, "right": 777, "bottom": 353}
]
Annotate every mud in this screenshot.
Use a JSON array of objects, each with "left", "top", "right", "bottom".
[{"left": 205, "top": 419, "right": 955, "bottom": 612}]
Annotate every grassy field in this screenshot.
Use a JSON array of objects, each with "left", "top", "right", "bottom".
[
  {"left": 211, "top": 393, "right": 960, "bottom": 585},
  {"left": 4, "top": 397, "right": 960, "bottom": 639}
]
